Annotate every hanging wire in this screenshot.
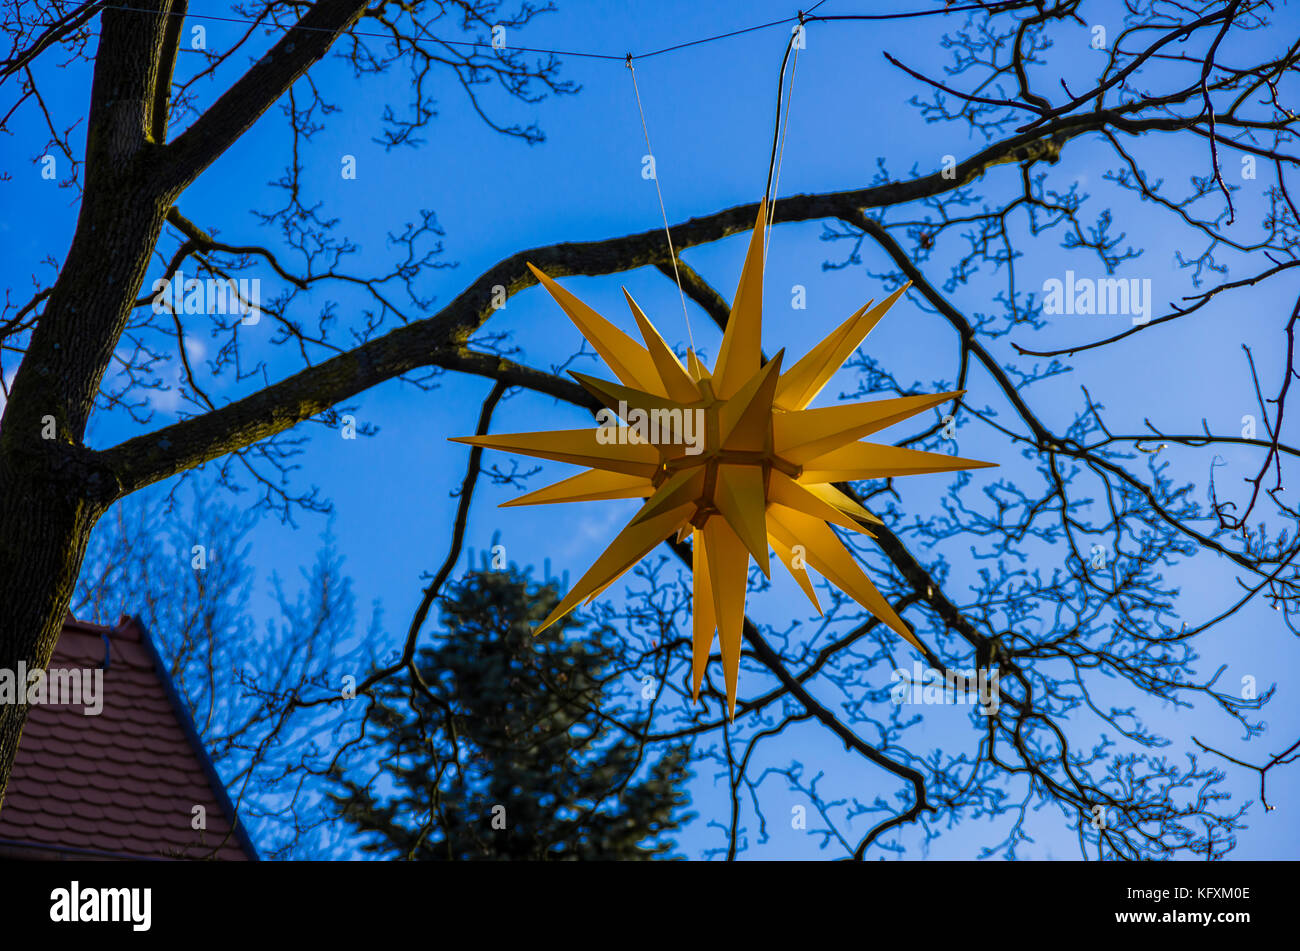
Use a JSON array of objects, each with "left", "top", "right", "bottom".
[
  {"left": 94, "top": 3, "right": 793, "bottom": 60},
  {"left": 762, "top": 4, "right": 822, "bottom": 267},
  {"left": 627, "top": 58, "right": 695, "bottom": 351},
  {"left": 765, "top": 19, "right": 803, "bottom": 265},
  {"left": 94, "top": 2, "right": 1031, "bottom": 62},
  {"left": 763, "top": 15, "right": 802, "bottom": 207}
]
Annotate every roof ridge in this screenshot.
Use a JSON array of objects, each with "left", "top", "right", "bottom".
[
  {"left": 129, "top": 615, "right": 261, "bottom": 862},
  {"left": 60, "top": 612, "right": 144, "bottom": 642}
]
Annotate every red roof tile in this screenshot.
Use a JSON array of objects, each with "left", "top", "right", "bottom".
[{"left": 0, "top": 615, "right": 256, "bottom": 860}]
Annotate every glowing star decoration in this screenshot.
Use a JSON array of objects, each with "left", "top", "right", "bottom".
[{"left": 450, "top": 199, "right": 994, "bottom": 717}]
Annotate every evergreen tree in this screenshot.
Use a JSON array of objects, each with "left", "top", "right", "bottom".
[{"left": 331, "top": 567, "right": 692, "bottom": 859}]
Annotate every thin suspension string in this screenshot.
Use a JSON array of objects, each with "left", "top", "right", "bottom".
[
  {"left": 763, "top": 12, "right": 809, "bottom": 264},
  {"left": 763, "top": 23, "right": 798, "bottom": 206},
  {"left": 765, "top": 40, "right": 800, "bottom": 266},
  {"left": 628, "top": 58, "right": 695, "bottom": 352}
]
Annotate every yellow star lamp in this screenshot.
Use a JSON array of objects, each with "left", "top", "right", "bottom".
[{"left": 451, "top": 200, "right": 993, "bottom": 716}]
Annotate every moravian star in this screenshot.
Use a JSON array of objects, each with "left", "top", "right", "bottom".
[{"left": 450, "top": 199, "right": 994, "bottom": 718}]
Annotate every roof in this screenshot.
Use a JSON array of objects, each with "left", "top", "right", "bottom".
[{"left": 0, "top": 614, "right": 258, "bottom": 861}]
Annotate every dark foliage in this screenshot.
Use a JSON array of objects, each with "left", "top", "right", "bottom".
[{"left": 331, "top": 567, "right": 692, "bottom": 859}]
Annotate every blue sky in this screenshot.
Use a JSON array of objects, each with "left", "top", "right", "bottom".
[{"left": 4, "top": 0, "right": 1298, "bottom": 858}]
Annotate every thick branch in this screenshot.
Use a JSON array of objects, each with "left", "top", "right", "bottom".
[
  {"left": 101, "top": 345, "right": 594, "bottom": 496},
  {"left": 100, "top": 107, "right": 1210, "bottom": 502}
]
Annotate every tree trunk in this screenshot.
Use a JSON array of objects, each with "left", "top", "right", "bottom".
[
  {"left": 0, "top": 0, "right": 381, "bottom": 803},
  {"left": 0, "top": 185, "right": 172, "bottom": 802},
  {"left": 0, "top": 463, "right": 107, "bottom": 807},
  {"left": 0, "top": 2, "right": 174, "bottom": 805}
]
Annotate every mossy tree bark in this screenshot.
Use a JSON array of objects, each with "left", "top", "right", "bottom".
[{"left": 0, "top": 0, "right": 176, "bottom": 807}]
